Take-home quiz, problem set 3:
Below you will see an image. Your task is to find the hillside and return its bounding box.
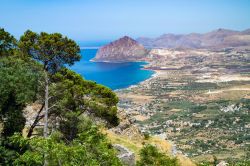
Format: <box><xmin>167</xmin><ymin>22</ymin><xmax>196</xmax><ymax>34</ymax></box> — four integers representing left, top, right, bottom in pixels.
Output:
<box><xmin>137</xmin><ymin>28</ymin><xmax>250</xmax><ymax>49</ymax></box>
<box><xmin>105</xmin><ymin>109</ymin><xmax>196</xmax><ymax>166</ymax></box>
<box><xmin>92</xmin><ymin>36</ymin><xmax>148</xmax><ymax>62</ymax></box>
<box><xmin>117</xmin><ymin>48</ymin><xmax>250</xmax><ymax>164</ymax></box>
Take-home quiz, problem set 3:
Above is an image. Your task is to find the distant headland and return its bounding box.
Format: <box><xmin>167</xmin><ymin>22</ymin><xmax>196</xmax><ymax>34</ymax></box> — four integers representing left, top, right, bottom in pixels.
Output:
<box><xmin>92</xmin><ymin>36</ymin><xmax>148</xmax><ymax>62</ymax></box>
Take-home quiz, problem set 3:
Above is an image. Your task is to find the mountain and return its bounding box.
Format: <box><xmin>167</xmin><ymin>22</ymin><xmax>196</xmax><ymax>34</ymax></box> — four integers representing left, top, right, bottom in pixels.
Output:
<box><xmin>92</xmin><ymin>36</ymin><xmax>148</xmax><ymax>62</ymax></box>
<box><xmin>241</xmin><ymin>28</ymin><xmax>250</xmax><ymax>35</ymax></box>
<box><xmin>137</xmin><ymin>28</ymin><xmax>250</xmax><ymax>49</ymax></box>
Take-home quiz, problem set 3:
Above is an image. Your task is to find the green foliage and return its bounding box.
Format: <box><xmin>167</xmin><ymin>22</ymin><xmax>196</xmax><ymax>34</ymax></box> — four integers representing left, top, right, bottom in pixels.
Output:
<box><xmin>143</xmin><ymin>132</ymin><xmax>150</xmax><ymax>140</ymax></box>
<box><xmin>136</xmin><ymin>144</ymin><xmax>179</xmax><ymax>166</ymax></box>
<box><xmin>18</xmin><ymin>30</ymin><xmax>81</xmax><ymax>138</ymax></box>
<box><xmin>0</xmin><ymin>144</ymin><xmax>19</xmax><ymax>165</ymax></box>
<box><xmin>213</xmin><ymin>155</ymin><xmax>218</xmax><ymax>166</ymax></box>
<box><xmin>51</xmin><ymin>68</ymin><xmax>119</xmax><ymax>127</ymax></box>
<box><xmin>191</xmin><ymin>105</ymin><xmax>207</xmax><ymax>113</ymax></box>
<box><xmin>39</xmin><ymin>68</ymin><xmax>119</xmax><ymax>141</ymax></box>
<box><xmin>0</xmin><ymin>134</ymin><xmax>29</xmax><ymax>165</ymax></box>
<box><xmin>0</xmin><ymin>57</ymin><xmax>42</xmax><ymax>106</ymax></box>
<box><xmin>1</xmin><ymin>93</ymin><xmax>26</xmax><ymax>137</ymax></box>
<box><xmin>13</xmin><ymin>120</ymin><xmax>122</xmax><ymax>166</ymax></box>
<box><xmin>0</xmin><ymin>57</ymin><xmax>42</xmax><ymax>136</ymax></box>
<box><xmin>0</xmin><ymin>29</ymin><xmax>121</xmax><ymax>165</ymax></box>
<box><xmin>233</xmin><ymin>160</ymin><xmax>250</xmax><ymax>166</ymax></box>
<box><xmin>0</xmin><ymin>28</ymin><xmax>17</xmax><ymax>57</ymax></box>
<box><xmin>18</xmin><ymin>30</ymin><xmax>81</xmax><ymax>73</ymax></box>
<box><xmin>59</xmin><ymin>112</ymin><xmax>80</xmax><ymax>142</ymax></box>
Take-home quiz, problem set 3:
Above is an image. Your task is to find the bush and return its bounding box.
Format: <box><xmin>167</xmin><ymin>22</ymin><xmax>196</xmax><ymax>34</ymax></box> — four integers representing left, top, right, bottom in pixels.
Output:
<box><xmin>13</xmin><ymin>123</ymin><xmax>122</xmax><ymax>166</ymax></box>
<box><xmin>137</xmin><ymin>144</ymin><xmax>179</xmax><ymax>166</ymax></box>
<box><xmin>143</xmin><ymin>132</ymin><xmax>150</xmax><ymax>140</ymax></box>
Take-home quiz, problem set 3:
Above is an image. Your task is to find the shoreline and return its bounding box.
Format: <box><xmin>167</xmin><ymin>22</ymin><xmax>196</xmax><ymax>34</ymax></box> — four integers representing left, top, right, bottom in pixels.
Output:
<box><xmin>115</xmin><ymin>59</ymin><xmax>164</xmax><ymax>92</ymax></box>
<box><xmin>91</xmin><ymin>58</ymin><xmax>150</xmax><ymax>64</ymax></box>
<box><xmin>114</xmin><ymin>61</ymin><xmax>160</xmax><ymax>92</ymax></box>
<box><xmin>120</xmin><ymin>69</ymin><xmax>160</xmax><ymax>91</ymax></box>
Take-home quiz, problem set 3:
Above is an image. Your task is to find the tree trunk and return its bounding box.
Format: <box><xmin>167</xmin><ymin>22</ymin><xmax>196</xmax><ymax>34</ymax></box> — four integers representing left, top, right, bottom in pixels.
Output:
<box><xmin>43</xmin><ymin>71</ymin><xmax>49</xmax><ymax>138</ymax></box>
<box><xmin>43</xmin><ymin>71</ymin><xmax>49</xmax><ymax>166</ymax></box>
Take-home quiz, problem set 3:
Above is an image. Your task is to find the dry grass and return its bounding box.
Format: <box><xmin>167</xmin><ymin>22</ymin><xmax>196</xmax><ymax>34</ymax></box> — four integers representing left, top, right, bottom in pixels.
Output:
<box><xmin>104</xmin><ymin>129</ymin><xmax>196</xmax><ymax>166</ymax></box>
<box><xmin>104</xmin><ymin>129</ymin><xmax>143</xmax><ymax>160</ymax></box>
<box><xmin>118</xmin><ymin>93</ymin><xmax>154</xmax><ymax>103</ymax></box>
<box><xmin>192</xmin><ymin>148</ymin><xmax>245</xmax><ymax>163</ymax></box>
<box><xmin>133</xmin><ymin>115</ymin><xmax>150</xmax><ymax>121</ymax></box>
<box><xmin>204</xmin><ymin>85</ymin><xmax>250</xmax><ymax>101</ymax></box>
<box><xmin>197</xmin><ymin>74</ymin><xmax>250</xmax><ymax>83</ymax></box>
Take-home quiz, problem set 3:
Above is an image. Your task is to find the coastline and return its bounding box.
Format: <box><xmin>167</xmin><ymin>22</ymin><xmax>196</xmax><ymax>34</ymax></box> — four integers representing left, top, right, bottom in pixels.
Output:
<box><xmin>115</xmin><ymin>59</ymin><xmax>163</xmax><ymax>92</ymax></box>
<box><xmin>89</xmin><ymin>58</ymin><xmax>157</xmax><ymax>91</ymax></box>
<box><xmin>90</xmin><ymin>58</ymin><xmax>150</xmax><ymax>64</ymax></box>
<box><xmin>114</xmin><ymin>68</ymin><xmax>192</xmax><ymax>164</ymax></box>
<box><xmin>74</xmin><ymin>48</ymin><xmax>157</xmax><ymax>90</ymax></box>
<box><xmin>120</xmin><ymin>69</ymin><xmax>159</xmax><ymax>91</ymax></box>
<box><xmin>114</xmin><ymin>61</ymin><xmax>160</xmax><ymax>92</ymax></box>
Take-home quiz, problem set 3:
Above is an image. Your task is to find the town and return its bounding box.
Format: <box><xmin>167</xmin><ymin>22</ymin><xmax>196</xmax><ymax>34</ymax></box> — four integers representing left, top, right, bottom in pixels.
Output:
<box><xmin>117</xmin><ymin>48</ymin><xmax>250</xmax><ymax>163</ymax></box>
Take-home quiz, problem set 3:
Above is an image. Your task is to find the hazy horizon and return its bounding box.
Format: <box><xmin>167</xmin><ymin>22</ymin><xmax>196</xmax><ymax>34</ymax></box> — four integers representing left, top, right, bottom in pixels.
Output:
<box><xmin>1</xmin><ymin>0</ymin><xmax>250</xmax><ymax>43</ymax></box>
<box><xmin>77</xmin><ymin>27</ymin><xmax>250</xmax><ymax>47</ymax></box>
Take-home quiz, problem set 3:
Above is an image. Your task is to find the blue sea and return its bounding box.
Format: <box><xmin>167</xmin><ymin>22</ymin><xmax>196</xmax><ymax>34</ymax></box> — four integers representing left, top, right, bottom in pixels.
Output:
<box><xmin>70</xmin><ymin>49</ymin><xmax>154</xmax><ymax>90</ymax></box>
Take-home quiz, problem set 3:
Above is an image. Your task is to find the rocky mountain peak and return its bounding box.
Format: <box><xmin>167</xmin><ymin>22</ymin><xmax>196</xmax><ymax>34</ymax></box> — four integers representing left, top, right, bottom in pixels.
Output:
<box><xmin>108</xmin><ymin>36</ymin><xmax>140</xmax><ymax>48</ymax></box>
<box><xmin>92</xmin><ymin>36</ymin><xmax>148</xmax><ymax>62</ymax></box>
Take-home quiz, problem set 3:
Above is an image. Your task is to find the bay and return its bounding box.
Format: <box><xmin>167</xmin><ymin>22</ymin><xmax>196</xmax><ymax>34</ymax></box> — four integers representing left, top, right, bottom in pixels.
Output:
<box><xmin>70</xmin><ymin>49</ymin><xmax>154</xmax><ymax>90</ymax></box>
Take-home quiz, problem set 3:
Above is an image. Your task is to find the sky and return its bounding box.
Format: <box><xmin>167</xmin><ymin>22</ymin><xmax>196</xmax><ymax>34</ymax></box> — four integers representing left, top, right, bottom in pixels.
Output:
<box><xmin>0</xmin><ymin>0</ymin><xmax>250</xmax><ymax>44</ymax></box>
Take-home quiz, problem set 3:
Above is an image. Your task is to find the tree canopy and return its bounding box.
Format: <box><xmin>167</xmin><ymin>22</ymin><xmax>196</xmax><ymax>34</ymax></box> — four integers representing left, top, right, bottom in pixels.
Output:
<box><xmin>0</xmin><ymin>57</ymin><xmax>42</xmax><ymax>137</ymax></box>
<box><xmin>136</xmin><ymin>144</ymin><xmax>179</xmax><ymax>166</ymax></box>
<box><xmin>18</xmin><ymin>30</ymin><xmax>81</xmax><ymax>138</ymax></box>
<box><xmin>0</xmin><ymin>28</ymin><xmax>187</xmax><ymax>166</ymax></box>
<box><xmin>0</xmin><ymin>28</ymin><xmax>17</xmax><ymax>57</ymax></box>
<box><xmin>12</xmin><ymin>118</ymin><xmax>122</xmax><ymax>166</ymax></box>
<box><xmin>18</xmin><ymin>30</ymin><xmax>81</xmax><ymax>73</ymax></box>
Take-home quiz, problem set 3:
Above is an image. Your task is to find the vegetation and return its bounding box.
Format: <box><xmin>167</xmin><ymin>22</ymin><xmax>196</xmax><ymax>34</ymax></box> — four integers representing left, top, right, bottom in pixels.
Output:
<box><xmin>12</xmin><ymin>119</ymin><xmax>122</xmax><ymax>166</ymax></box>
<box><xmin>1</xmin><ymin>27</ymin><xmax>248</xmax><ymax>165</ymax></box>
<box><xmin>0</xmin><ymin>28</ymin><xmax>17</xmax><ymax>57</ymax></box>
<box><xmin>0</xmin><ymin>28</ymin><xmax>181</xmax><ymax>166</ymax></box>
<box><xmin>18</xmin><ymin>30</ymin><xmax>81</xmax><ymax>137</ymax></box>
<box><xmin>136</xmin><ymin>144</ymin><xmax>179</xmax><ymax>166</ymax></box>
<box><xmin>0</xmin><ymin>57</ymin><xmax>42</xmax><ymax>137</ymax></box>
<box><xmin>118</xmin><ymin>48</ymin><xmax>250</xmax><ymax>164</ymax></box>
<box><xmin>0</xmin><ymin>28</ymin><xmax>122</xmax><ymax>165</ymax></box>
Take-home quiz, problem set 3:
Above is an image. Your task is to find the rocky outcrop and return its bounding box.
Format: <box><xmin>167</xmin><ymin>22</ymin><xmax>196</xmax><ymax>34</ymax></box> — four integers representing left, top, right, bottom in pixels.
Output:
<box><xmin>137</xmin><ymin>28</ymin><xmax>250</xmax><ymax>49</ymax></box>
<box><xmin>113</xmin><ymin>144</ymin><xmax>135</xmax><ymax>166</ymax></box>
<box><xmin>92</xmin><ymin>36</ymin><xmax>148</xmax><ymax>62</ymax></box>
<box><xmin>109</xmin><ymin>108</ymin><xmax>143</xmax><ymax>140</ymax></box>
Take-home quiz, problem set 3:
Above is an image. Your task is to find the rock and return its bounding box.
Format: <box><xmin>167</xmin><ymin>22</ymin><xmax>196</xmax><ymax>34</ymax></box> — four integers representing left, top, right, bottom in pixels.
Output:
<box><xmin>216</xmin><ymin>161</ymin><xmax>228</xmax><ymax>166</ymax></box>
<box><xmin>92</xmin><ymin>36</ymin><xmax>148</xmax><ymax>62</ymax></box>
<box><xmin>113</xmin><ymin>144</ymin><xmax>135</xmax><ymax>166</ymax></box>
<box><xmin>23</xmin><ymin>103</ymin><xmax>43</xmax><ymax>126</ymax></box>
<box><xmin>109</xmin><ymin>108</ymin><xmax>143</xmax><ymax>139</ymax></box>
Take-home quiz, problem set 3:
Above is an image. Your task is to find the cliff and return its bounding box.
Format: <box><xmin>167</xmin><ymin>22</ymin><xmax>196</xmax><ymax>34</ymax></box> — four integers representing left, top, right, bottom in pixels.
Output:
<box><xmin>92</xmin><ymin>36</ymin><xmax>148</xmax><ymax>62</ymax></box>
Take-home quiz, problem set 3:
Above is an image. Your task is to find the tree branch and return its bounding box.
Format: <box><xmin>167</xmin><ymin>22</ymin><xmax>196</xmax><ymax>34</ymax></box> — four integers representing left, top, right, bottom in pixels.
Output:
<box><xmin>27</xmin><ymin>102</ymin><xmax>44</xmax><ymax>138</ymax></box>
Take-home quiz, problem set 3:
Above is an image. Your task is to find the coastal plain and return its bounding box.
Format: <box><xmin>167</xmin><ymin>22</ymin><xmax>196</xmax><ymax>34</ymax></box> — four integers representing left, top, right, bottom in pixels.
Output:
<box><xmin>116</xmin><ymin>48</ymin><xmax>250</xmax><ymax>162</ymax></box>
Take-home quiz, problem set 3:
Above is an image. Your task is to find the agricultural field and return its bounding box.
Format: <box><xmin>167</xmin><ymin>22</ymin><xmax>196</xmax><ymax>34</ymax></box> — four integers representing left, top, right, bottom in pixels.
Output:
<box><xmin>117</xmin><ymin>48</ymin><xmax>250</xmax><ymax>163</ymax></box>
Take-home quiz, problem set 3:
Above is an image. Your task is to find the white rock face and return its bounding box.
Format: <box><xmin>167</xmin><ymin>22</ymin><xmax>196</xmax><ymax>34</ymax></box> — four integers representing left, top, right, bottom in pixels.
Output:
<box><xmin>113</xmin><ymin>144</ymin><xmax>135</xmax><ymax>166</ymax></box>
